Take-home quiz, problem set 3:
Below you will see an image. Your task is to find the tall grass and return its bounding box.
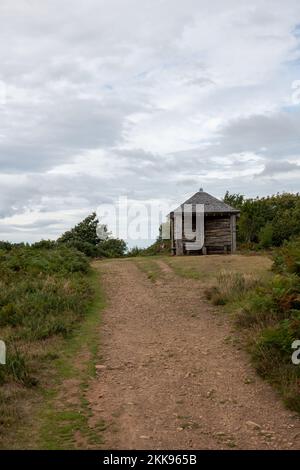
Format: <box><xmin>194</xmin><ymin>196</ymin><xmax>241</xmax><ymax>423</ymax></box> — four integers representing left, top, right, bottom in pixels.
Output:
<box><xmin>205</xmin><ymin>271</ymin><xmax>260</xmax><ymax>305</ymax></box>
<box><xmin>0</xmin><ymin>245</ymin><xmax>95</xmax><ymax>438</ymax></box>
<box><xmin>205</xmin><ymin>239</ymin><xmax>300</xmax><ymax>412</ymax></box>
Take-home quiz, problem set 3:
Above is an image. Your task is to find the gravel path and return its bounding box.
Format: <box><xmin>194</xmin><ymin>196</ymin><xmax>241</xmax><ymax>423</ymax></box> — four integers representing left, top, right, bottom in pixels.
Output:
<box><xmin>86</xmin><ymin>259</ymin><xmax>300</xmax><ymax>449</ymax></box>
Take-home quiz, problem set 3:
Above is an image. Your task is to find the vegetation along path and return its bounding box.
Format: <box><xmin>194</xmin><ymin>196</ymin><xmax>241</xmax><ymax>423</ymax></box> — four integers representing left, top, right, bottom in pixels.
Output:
<box><xmin>86</xmin><ymin>258</ymin><xmax>300</xmax><ymax>450</ymax></box>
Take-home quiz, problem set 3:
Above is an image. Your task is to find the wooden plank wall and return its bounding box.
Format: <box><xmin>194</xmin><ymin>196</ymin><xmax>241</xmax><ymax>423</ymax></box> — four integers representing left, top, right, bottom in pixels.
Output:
<box><xmin>204</xmin><ymin>216</ymin><xmax>232</xmax><ymax>250</ymax></box>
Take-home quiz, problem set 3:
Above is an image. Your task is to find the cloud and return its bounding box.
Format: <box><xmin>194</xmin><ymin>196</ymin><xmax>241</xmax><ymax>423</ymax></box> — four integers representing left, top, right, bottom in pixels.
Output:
<box><xmin>220</xmin><ymin>110</ymin><xmax>300</xmax><ymax>158</ymax></box>
<box><xmin>257</xmin><ymin>160</ymin><xmax>300</xmax><ymax>176</ymax></box>
<box><xmin>0</xmin><ymin>0</ymin><xmax>300</xmax><ymax>243</ymax></box>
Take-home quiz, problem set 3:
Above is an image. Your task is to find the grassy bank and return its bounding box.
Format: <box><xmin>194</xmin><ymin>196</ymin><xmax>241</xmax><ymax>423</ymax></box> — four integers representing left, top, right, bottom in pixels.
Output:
<box><xmin>205</xmin><ymin>240</ymin><xmax>300</xmax><ymax>412</ymax></box>
<box><xmin>37</xmin><ymin>266</ymin><xmax>106</xmax><ymax>449</ymax></box>
<box><xmin>153</xmin><ymin>251</ymin><xmax>300</xmax><ymax>413</ymax></box>
<box><xmin>0</xmin><ymin>246</ymin><xmax>105</xmax><ymax>448</ymax></box>
<box><xmin>165</xmin><ymin>253</ymin><xmax>272</xmax><ymax>282</ymax></box>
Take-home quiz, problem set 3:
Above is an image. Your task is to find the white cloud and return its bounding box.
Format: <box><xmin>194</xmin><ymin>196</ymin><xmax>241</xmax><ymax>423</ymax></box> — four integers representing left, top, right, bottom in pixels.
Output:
<box><xmin>0</xmin><ymin>0</ymin><xmax>300</xmax><ymax>244</ymax></box>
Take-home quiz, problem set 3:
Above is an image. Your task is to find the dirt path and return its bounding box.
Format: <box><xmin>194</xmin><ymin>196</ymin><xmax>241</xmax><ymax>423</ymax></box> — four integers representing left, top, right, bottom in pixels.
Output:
<box><xmin>86</xmin><ymin>259</ymin><xmax>300</xmax><ymax>450</ymax></box>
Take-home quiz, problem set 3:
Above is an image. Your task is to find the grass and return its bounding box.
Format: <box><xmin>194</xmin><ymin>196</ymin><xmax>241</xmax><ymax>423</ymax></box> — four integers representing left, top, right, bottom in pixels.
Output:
<box><xmin>156</xmin><ymin>250</ymin><xmax>300</xmax><ymax>414</ymax></box>
<box><xmin>38</xmin><ymin>246</ymin><xmax>300</xmax><ymax>428</ymax></box>
<box><xmin>201</xmin><ymin>242</ymin><xmax>300</xmax><ymax>413</ymax></box>
<box><xmin>0</xmin><ymin>246</ymin><xmax>106</xmax><ymax>449</ymax></box>
<box><xmin>37</xmin><ymin>267</ymin><xmax>106</xmax><ymax>449</ymax></box>
<box><xmin>251</xmin><ymin>328</ymin><xmax>300</xmax><ymax>412</ymax></box>
<box><xmin>133</xmin><ymin>257</ymin><xmax>163</xmax><ymax>282</ymax></box>
<box><xmin>165</xmin><ymin>253</ymin><xmax>272</xmax><ymax>282</ymax></box>
<box><xmin>205</xmin><ymin>271</ymin><xmax>261</xmax><ymax>306</ymax></box>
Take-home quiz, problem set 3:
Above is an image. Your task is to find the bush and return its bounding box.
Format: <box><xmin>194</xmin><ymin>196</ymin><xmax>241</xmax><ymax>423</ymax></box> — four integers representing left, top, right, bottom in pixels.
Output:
<box><xmin>273</xmin><ymin>238</ymin><xmax>300</xmax><ymax>275</ymax></box>
<box><xmin>0</xmin><ymin>246</ymin><xmax>89</xmax><ymax>275</ymax></box>
<box><xmin>234</xmin><ymin>273</ymin><xmax>300</xmax><ymax>327</ymax></box>
<box><xmin>97</xmin><ymin>238</ymin><xmax>127</xmax><ymax>258</ymax></box>
<box><xmin>63</xmin><ymin>240</ymin><xmax>98</xmax><ymax>258</ymax></box>
<box><xmin>224</xmin><ymin>191</ymin><xmax>300</xmax><ymax>247</ymax></box>
<box><xmin>31</xmin><ymin>240</ymin><xmax>56</xmax><ymax>250</ymax></box>
<box><xmin>57</xmin><ymin>212</ymin><xmax>127</xmax><ymax>258</ymax></box>
<box><xmin>259</xmin><ymin>222</ymin><xmax>273</xmax><ymax>248</ymax></box>
<box><xmin>208</xmin><ymin>239</ymin><xmax>300</xmax><ymax>412</ymax></box>
<box><xmin>127</xmin><ymin>239</ymin><xmax>171</xmax><ymax>257</ymax></box>
<box><xmin>0</xmin><ymin>245</ymin><xmax>94</xmax><ymax>386</ymax></box>
<box><xmin>58</xmin><ymin>212</ymin><xmax>100</xmax><ymax>247</ymax></box>
<box><xmin>127</xmin><ymin>246</ymin><xmax>143</xmax><ymax>257</ymax></box>
<box><xmin>0</xmin><ymin>241</ymin><xmax>13</xmax><ymax>251</ymax></box>
<box><xmin>250</xmin><ymin>312</ymin><xmax>300</xmax><ymax>412</ymax></box>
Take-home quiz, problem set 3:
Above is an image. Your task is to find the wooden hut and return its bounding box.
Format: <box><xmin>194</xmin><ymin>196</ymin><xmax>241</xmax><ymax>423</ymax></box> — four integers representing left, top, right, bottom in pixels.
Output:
<box><xmin>169</xmin><ymin>189</ymin><xmax>240</xmax><ymax>255</ymax></box>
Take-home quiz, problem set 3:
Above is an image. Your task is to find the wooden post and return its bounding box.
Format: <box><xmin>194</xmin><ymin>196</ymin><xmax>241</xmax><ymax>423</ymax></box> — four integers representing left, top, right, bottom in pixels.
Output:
<box><xmin>176</xmin><ymin>240</ymin><xmax>184</xmax><ymax>255</ymax></box>
<box><xmin>170</xmin><ymin>215</ymin><xmax>175</xmax><ymax>255</ymax></box>
<box><xmin>230</xmin><ymin>215</ymin><xmax>237</xmax><ymax>253</ymax></box>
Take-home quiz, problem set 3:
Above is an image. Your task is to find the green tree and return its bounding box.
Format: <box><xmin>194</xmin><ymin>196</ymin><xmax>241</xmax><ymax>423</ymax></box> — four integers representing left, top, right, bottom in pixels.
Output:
<box><xmin>259</xmin><ymin>222</ymin><xmax>273</xmax><ymax>248</ymax></box>
<box><xmin>223</xmin><ymin>191</ymin><xmax>245</xmax><ymax>210</ymax></box>
<box><xmin>58</xmin><ymin>212</ymin><xmax>127</xmax><ymax>258</ymax></box>
<box><xmin>224</xmin><ymin>192</ymin><xmax>300</xmax><ymax>247</ymax></box>
<box><xmin>58</xmin><ymin>212</ymin><xmax>101</xmax><ymax>246</ymax></box>
<box><xmin>97</xmin><ymin>238</ymin><xmax>127</xmax><ymax>258</ymax></box>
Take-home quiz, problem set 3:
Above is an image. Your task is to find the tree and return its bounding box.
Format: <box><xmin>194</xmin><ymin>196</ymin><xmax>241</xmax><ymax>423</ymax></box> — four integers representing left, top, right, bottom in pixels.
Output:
<box><xmin>259</xmin><ymin>222</ymin><xmax>273</xmax><ymax>248</ymax></box>
<box><xmin>58</xmin><ymin>212</ymin><xmax>101</xmax><ymax>246</ymax></box>
<box><xmin>58</xmin><ymin>212</ymin><xmax>127</xmax><ymax>258</ymax></box>
<box><xmin>224</xmin><ymin>192</ymin><xmax>300</xmax><ymax>247</ymax></box>
<box><xmin>223</xmin><ymin>191</ymin><xmax>245</xmax><ymax>210</ymax></box>
<box><xmin>97</xmin><ymin>238</ymin><xmax>127</xmax><ymax>258</ymax></box>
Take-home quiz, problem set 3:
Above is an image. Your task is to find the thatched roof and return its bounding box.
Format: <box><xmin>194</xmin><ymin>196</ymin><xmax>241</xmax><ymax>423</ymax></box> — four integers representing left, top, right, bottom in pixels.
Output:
<box><xmin>170</xmin><ymin>190</ymin><xmax>240</xmax><ymax>215</ymax></box>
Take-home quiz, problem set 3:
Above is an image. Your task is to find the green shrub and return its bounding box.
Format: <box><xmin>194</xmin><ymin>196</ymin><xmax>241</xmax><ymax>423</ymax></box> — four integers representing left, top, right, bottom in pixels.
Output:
<box><xmin>273</xmin><ymin>238</ymin><xmax>300</xmax><ymax>275</ymax></box>
<box><xmin>250</xmin><ymin>313</ymin><xmax>300</xmax><ymax>411</ymax></box>
<box><xmin>0</xmin><ymin>246</ymin><xmax>89</xmax><ymax>275</ymax></box>
<box><xmin>57</xmin><ymin>212</ymin><xmax>127</xmax><ymax>258</ymax></box>
<box><xmin>127</xmin><ymin>246</ymin><xmax>143</xmax><ymax>257</ymax></box>
<box><xmin>58</xmin><ymin>212</ymin><xmax>100</xmax><ymax>247</ymax></box>
<box><xmin>63</xmin><ymin>240</ymin><xmax>98</xmax><ymax>258</ymax></box>
<box><xmin>212</xmin><ymin>239</ymin><xmax>300</xmax><ymax>413</ymax></box>
<box><xmin>31</xmin><ymin>240</ymin><xmax>56</xmax><ymax>250</ymax></box>
<box><xmin>224</xmin><ymin>191</ymin><xmax>300</xmax><ymax>247</ymax></box>
<box><xmin>234</xmin><ymin>291</ymin><xmax>276</xmax><ymax>327</ymax></box>
<box><xmin>97</xmin><ymin>238</ymin><xmax>127</xmax><ymax>258</ymax></box>
<box><xmin>0</xmin><ymin>241</ymin><xmax>13</xmax><ymax>251</ymax></box>
<box><xmin>0</xmin><ymin>245</ymin><xmax>94</xmax><ymax>386</ymax></box>
<box><xmin>254</xmin><ymin>312</ymin><xmax>300</xmax><ymax>358</ymax></box>
<box><xmin>127</xmin><ymin>239</ymin><xmax>171</xmax><ymax>257</ymax></box>
<box><xmin>259</xmin><ymin>222</ymin><xmax>273</xmax><ymax>248</ymax></box>
<box><xmin>233</xmin><ymin>272</ymin><xmax>300</xmax><ymax>327</ymax></box>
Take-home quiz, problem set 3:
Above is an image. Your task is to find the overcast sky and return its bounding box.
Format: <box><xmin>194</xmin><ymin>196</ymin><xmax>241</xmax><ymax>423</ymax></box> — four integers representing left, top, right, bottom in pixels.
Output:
<box><xmin>1</xmin><ymin>0</ymin><xmax>300</xmax><ymax>245</ymax></box>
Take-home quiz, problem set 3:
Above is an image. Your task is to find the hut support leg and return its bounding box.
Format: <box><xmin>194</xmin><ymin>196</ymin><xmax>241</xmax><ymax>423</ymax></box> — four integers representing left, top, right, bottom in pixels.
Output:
<box><xmin>176</xmin><ymin>240</ymin><xmax>184</xmax><ymax>255</ymax></box>
<box><xmin>230</xmin><ymin>215</ymin><xmax>237</xmax><ymax>253</ymax></box>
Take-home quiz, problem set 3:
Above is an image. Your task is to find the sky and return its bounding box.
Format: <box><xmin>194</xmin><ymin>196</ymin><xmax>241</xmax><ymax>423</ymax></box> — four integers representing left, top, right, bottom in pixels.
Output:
<box><xmin>0</xmin><ymin>0</ymin><xmax>300</xmax><ymax>246</ymax></box>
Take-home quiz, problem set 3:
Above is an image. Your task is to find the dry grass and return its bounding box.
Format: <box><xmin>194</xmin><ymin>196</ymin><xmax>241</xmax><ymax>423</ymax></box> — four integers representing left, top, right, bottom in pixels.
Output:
<box><xmin>131</xmin><ymin>254</ymin><xmax>272</xmax><ymax>289</ymax></box>
<box><xmin>132</xmin><ymin>258</ymin><xmax>162</xmax><ymax>282</ymax></box>
<box><xmin>165</xmin><ymin>254</ymin><xmax>271</xmax><ymax>311</ymax></box>
<box><xmin>165</xmin><ymin>254</ymin><xmax>272</xmax><ymax>283</ymax></box>
<box><xmin>205</xmin><ymin>271</ymin><xmax>260</xmax><ymax>305</ymax></box>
